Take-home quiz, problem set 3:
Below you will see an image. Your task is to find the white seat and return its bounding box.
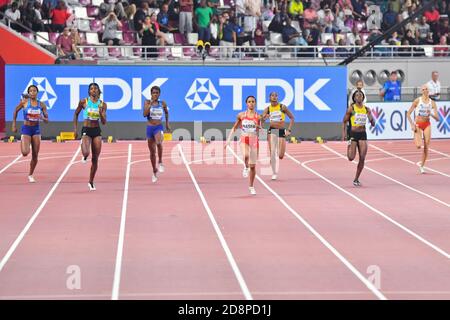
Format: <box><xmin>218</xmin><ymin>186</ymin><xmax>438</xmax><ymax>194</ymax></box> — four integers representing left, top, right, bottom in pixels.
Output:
<box><xmin>291</xmin><ymin>20</ymin><xmax>301</xmax><ymax>33</ymax></box>
<box><xmin>262</xmin><ymin>20</ymin><xmax>271</xmax><ymax>32</ymax></box>
<box><xmin>86</xmin><ymin>32</ymin><xmax>101</xmax><ymax>45</ymax></box>
<box><xmin>269</xmin><ymin>32</ymin><xmax>284</xmax><ymax>45</ymax></box>
<box><xmin>96</xmin><ymin>47</ymin><xmax>109</xmax><ymax>58</ymax></box>
<box><xmin>424</xmin><ymin>46</ymin><xmax>433</xmax><ymax>57</ymax></box>
<box><xmin>73</xmin><ymin>7</ymin><xmax>88</xmax><ymax>19</ymax></box>
<box><xmin>36</xmin><ymin>32</ymin><xmax>51</xmax><ymax>45</ymax></box>
<box><xmin>171</xmin><ymin>46</ymin><xmax>182</xmax><ymax>58</ymax></box>
<box><xmin>187</xmin><ymin>33</ymin><xmax>198</xmax><ymax>45</ymax></box>
<box><xmin>91</xmin><ymin>0</ymin><xmax>103</xmax><ymax>6</ymax></box>
<box><xmin>321</xmin><ymin>33</ymin><xmax>334</xmax><ymax>44</ymax></box>
<box><xmin>121</xmin><ymin>47</ymin><xmax>140</xmax><ymax>59</ymax></box>
<box><xmin>76</xmin><ymin>19</ymin><xmax>91</xmax><ymax>32</ymax></box>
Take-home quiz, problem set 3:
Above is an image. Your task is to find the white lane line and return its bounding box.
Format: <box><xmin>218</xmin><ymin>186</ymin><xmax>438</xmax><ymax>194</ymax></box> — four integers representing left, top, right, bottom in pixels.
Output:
<box><xmin>430</xmin><ymin>148</ymin><xmax>450</xmax><ymax>158</ymax></box>
<box><xmin>112</xmin><ymin>144</ymin><xmax>132</xmax><ymax>300</ymax></box>
<box><xmin>321</xmin><ymin>144</ymin><xmax>450</xmax><ymax>209</ymax></box>
<box><xmin>178</xmin><ymin>144</ymin><xmax>252</xmax><ymax>300</ymax></box>
<box><xmin>0</xmin><ymin>148</ymin><xmax>81</xmax><ymax>273</ymax></box>
<box><xmin>227</xmin><ymin>146</ymin><xmax>387</xmax><ymax>300</ymax></box>
<box><xmin>0</xmin><ymin>155</ymin><xmax>22</xmax><ymax>174</ymax></box>
<box><xmin>285</xmin><ymin>153</ymin><xmax>450</xmax><ymax>260</ymax></box>
<box><xmin>370</xmin><ymin>144</ymin><xmax>450</xmax><ymax>178</ymax></box>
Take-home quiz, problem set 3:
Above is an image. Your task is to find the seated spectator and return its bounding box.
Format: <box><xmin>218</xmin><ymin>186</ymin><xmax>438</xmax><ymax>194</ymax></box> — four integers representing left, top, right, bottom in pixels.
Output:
<box><xmin>140</xmin><ymin>15</ymin><xmax>157</xmax><ymax>58</ymax></box>
<box><xmin>333</xmin><ymin>4</ymin><xmax>351</xmax><ymax>33</ymax></box>
<box><xmin>282</xmin><ymin>17</ymin><xmax>306</xmax><ymax>46</ymax></box>
<box><xmin>56</xmin><ymin>27</ymin><xmax>79</xmax><ymax>60</ymax></box>
<box><xmin>102</xmin><ymin>11</ymin><xmax>124</xmax><ymax>46</ymax></box>
<box><xmin>42</xmin><ymin>0</ymin><xmax>58</xmax><ymax>19</ymax></box>
<box><xmin>268</xmin><ymin>6</ymin><xmax>288</xmax><ymax>33</ymax></box>
<box><xmin>157</xmin><ymin>3</ymin><xmax>176</xmax><ymax>33</ymax></box>
<box><xmin>424</xmin><ymin>31</ymin><xmax>435</xmax><ymax>45</ymax></box>
<box><xmin>22</xmin><ymin>1</ymin><xmax>45</xmax><ymax>32</ymax></box>
<box><xmin>352</xmin><ymin>0</ymin><xmax>368</xmax><ymax>20</ymax></box>
<box><xmin>5</xmin><ymin>2</ymin><xmax>21</xmax><ymax>31</ymax></box>
<box><xmin>50</xmin><ymin>0</ymin><xmax>72</xmax><ymax>33</ymax></box>
<box><xmin>335</xmin><ymin>38</ymin><xmax>349</xmax><ymax>57</ymax></box>
<box><xmin>379</xmin><ymin>71</ymin><xmax>401</xmax><ymax>102</ymax></box>
<box><xmin>100</xmin><ymin>0</ymin><xmax>136</xmax><ymax>21</ymax></box>
<box><xmin>388</xmin><ymin>31</ymin><xmax>401</xmax><ymax>45</ymax></box>
<box><xmin>150</xmin><ymin>11</ymin><xmax>168</xmax><ymax>45</ymax></box>
<box><xmin>134</xmin><ymin>1</ymin><xmax>152</xmax><ymax>32</ymax></box>
<box><xmin>0</xmin><ymin>0</ymin><xmax>9</xmax><ymax>13</ymax></box>
<box><xmin>416</xmin><ymin>16</ymin><xmax>430</xmax><ymax>44</ymax></box>
<box><xmin>321</xmin><ymin>39</ymin><xmax>335</xmax><ymax>58</ymax></box>
<box><xmin>437</xmin><ymin>19</ymin><xmax>449</xmax><ymax>38</ymax></box>
<box><xmin>397</xmin><ymin>38</ymin><xmax>412</xmax><ymax>57</ymax></box>
<box><xmin>404</xmin><ymin>28</ymin><xmax>417</xmax><ymax>45</ymax></box>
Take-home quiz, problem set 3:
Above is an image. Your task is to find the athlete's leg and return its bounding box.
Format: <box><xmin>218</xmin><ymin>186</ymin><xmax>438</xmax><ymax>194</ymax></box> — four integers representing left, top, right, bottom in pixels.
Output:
<box><xmin>347</xmin><ymin>140</ymin><xmax>358</xmax><ymax>161</ymax></box>
<box><xmin>29</xmin><ymin>135</ymin><xmax>41</xmax><ymax>176</ymax></box>
<box><xmin>147</xmin><ymin>138</ymin><xmax>157</xmax><ymax>174</ymax></box>
<box><xmin>278</xmin><ymin>136</ymin><xmax>286</xmax><ymax>159</ymax></box>
<box><xmin>421</xmin><ymin>125</ymin><xmax>432</xmax><ymax>167</ymax></box>
<box><xmin>354</xmin><ymin>140</ymin><xmax>368</xmax><ymax>182</ymax></box>
<box><xmin>269</xmin><ymin>133</ymin><xmax>278</xmax><ymax>175</ymax></box>
<box><xmin>240</xmin><ymin>141</ymin><xmax>250</xmax><ymax>169</ymax></box>
<box><xmin>21</xmin><ymin>134</ymin><xmax>31</xmax><ymax>157</ymax></box>
<box><xmin>81</xmin><ymin>134</ymin><xmax>92</xmax><ymax>160</ymax></box>
<box><xmin>89</xmin><ymin>136</ymin><xmax>102</xmax><ymax>184</ymax></box>
<box><xmin>413</xmin><ymin>126</ymin><xmax>422</xmax><ymax>149</ymax></box>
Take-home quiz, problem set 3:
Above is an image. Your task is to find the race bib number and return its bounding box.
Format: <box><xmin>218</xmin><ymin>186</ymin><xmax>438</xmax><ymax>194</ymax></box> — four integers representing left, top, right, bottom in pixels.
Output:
<box><xmin>150</xmin><ymin>107</ymin><xmax>163</xmax><ymax>120</ymax></box>
<box><xmin>27</xmin><ymin>109</ymin><xmax>41</xmax><ymax>121</ymax></box>
<box><xmin>354</xmin><ymin>113</ymin><xmax>367</xmax><ymax>126</ymax></box>
<box><xmin>86</xmin><ymin>107</ymin><xmax>100</xmax><ymax>120</ymax></box>
<box><xmin>242</xmin><ymin>119</ymin><xmax>257</xmax><ymax>133</ymax></box>
<box><xmin>269</xmin><ymin>111</ymin><xmax>282</xmax><ymax>122</ymax></box>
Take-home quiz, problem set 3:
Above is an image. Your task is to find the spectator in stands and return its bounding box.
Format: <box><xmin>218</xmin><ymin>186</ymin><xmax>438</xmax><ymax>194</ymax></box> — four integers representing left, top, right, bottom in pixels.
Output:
<box><xmin>194</xmin><ymin>0</ymin><xmax>213</xmax><ymax>45</ymax></box>
<box><xmin>157</xmin><ymin>3</ymin><xmax>176</xmax><ymax>33</ymax></box>
<box><xmin>219</xmin><ymin>12</ymin><xmax>236</xmax><ymax>58</ymax></box>
<box><xmin>380</xmin><ymin>71</ymin><xmax>401</xmax><ymax>102</ymax></box>
<box><xmin>404</xmin><ymin>28</ymin><xmax>417</xmax><ymax>45</ymax></box>
<box><xmin>288</xmin><ymin>0</ymin><xmax>304</xmax><ymax>21</ymax></box>
<box><xmin>56</xmin><ymin>26</ymin><xmax>79</xmax><ymax>60</ymax></box>
<box><xmin>21</xmin><ymin>1</ymin><xmax>45</xmax><ymax>32</ymax></box>
<box><xmin>282</xmin><ymin>17</ymin><xmax>307</xmax><ymax>47</ymax></box>
<box><xmin>50</xmin><ymin>0</ymin><xmax>72</xmax><ymax>33</ymax></box>
<box><xmin>261</xmin><ymin>4</ymin><xmax>274</xmax><ymax>21</ymax></box>
<box><xmin>134</xmin><ymin>1</ymin><xmax>152</xmax><ymax>32</ymax></box>
<box><xmin>434</xmin><ymin>36</ymin><xmax>449</xmax><ymax>58</ymax></box>
<box><xmin>150</xmin><ymin>11</ymin><xmax>168</xmax><ymax>45</ymax></box>
<box><xmin>42</xmin><ymin>0</ymin><xmax>58</xmax><ymax>19</ymax></box>
<box><xmin>427</xmin><ymin>71</ymin><xmax>442</xmax><ymax>100</ymax></box>
<box><xmin>335</xmin><ymin>38</ymin><xmax>349</xmax><ymax>57</ymax></box>
<box><xmin>268</xmin><ymin>6</ymin><xmax>288</xmax><ymax>33</ymax></box>
<box><xmin>388</xmin><ymin>31</ymin><xmax>401</xmax><ymax>45</ymax></box>
<box><xmin>140</xmin><ymin>14</ymin><xmax>157</xmax><ymax>58</ymax></box>
<box><xmin>397</xmin><ymin>38</ymin><xmax>412</xmax><ymax>57</ymax></box>
<box><xmin>209</xmin><ymin>14</ymin><xmax>220</xmax><ymax>45</ymax></box>
<box><xmin>337</xmin><ymin>0</ymin><xmax>353</xmax><ymax>13</ymax></box>
<box><xmin>100</xmin><ymin>0</ymin><xmax>135</xmax><ymax>21</ymax></box>
<box><xmin>321</xmin><ymin>39</ymin><xmax>334</xmax><ymax>57</ymax></box>
<box><xmin>389</xmin><ymin>0</ymin><xmax>401</xmax><ymax>13</ymax></box>
<box><xmin>5</xmin><ymin>2</ymin><xmax>21</xmax><ymax>31</ymax></box>
<box><xmin>437</xmin><ymin>18</ymin><xmax>449</xmax><ymax>38</ymax></box>
<box><xmin>207</xmin><ymin>0</ymin><xmax>219</xmax><ymax>15</ymax></box>
<box><xmin>244</xmin><ymin>0</ymin><xmax>261</xmax><ymax>36</ymax></box>
<box><xmin>424</xmin><ymin>4</ymin><xmax>440</xmax><ymax>35</ymax></box>
<box><xmin>179</xmin><ymin>0</ymin><xmax>193</xmax><ymax>36</ymax></box>
<box><xmin>351</xmin><ymin>0</ymin><xmax>367</xmax><ymax>20</ymax></box>
<box><xmin>382</xmin><ymin>4</ymin><xmax>397</xmax><ymax>31</ymax></box>
<box><xmin>102</xmin><ymin>11</ymin><xmax>124</xmax><ymax>46</ymax></box>
<box><xmin>0</xmin><ymin>0</ymin><xmax>9</xmax><ymax>13</ymax></box>
<box><xmin>417</xmin><ymin>16</ymin><xmax>430</xmax><ymax>44</ymax></box>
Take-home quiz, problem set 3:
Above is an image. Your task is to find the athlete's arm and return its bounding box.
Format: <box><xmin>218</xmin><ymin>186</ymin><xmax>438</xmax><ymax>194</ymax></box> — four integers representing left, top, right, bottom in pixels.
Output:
<box><xmin>11</xmin><ymin>99</ymin><xmax>27</xmax><ymax>133</ymax></box>
<box><xmin>100</xmin><ymin>102</ymin><xmax>107</xmax><ymax>125</ymax></box>
<box><xmin>143</xmin><ymin>100</ymin><xmax>151</xmax><ymax>118</ymax></box>
<box><xmin>431</xmin><ymin>100</ymin><xmax>439</xmax><ymax>122</ymax></box>
<box><xmin>406</xmin><ymin>98</ymin><xmax>419</xmax><ymax>132</ymax></box>
<box><xmin>282</xmin><ymin>105</ymin><xmax>295</xmax><ymax>136</ymax></box>
<box><xmin>260</xmin><ymin>107</ymin><xmax>269</xmax><ymax>122</ymax></box>
<box><xmin>73</xmin><ymin>99</ymin><xmax>86</xmax><ymax>139</ymax></box>
<box><xmin>40</xmin><ymin>101</ymin><xmax>49</xmax><ymax>123</ymax></box>
<box><xmin>366</xmin><ymin>107</ymin><xmax>375</xmax><ymax>127</ymax></box>
<box><xmin>225</xmin><ymin>114</ymin><xmax>241</xmax><ymax>148</ymax></box>
<box><xmin>342</xmin><ymin>105</ymin><xmax>353</xmax><ymax>141</ymax></box>
<box><xmin>162</xmin><ymin>101</ymin><xmax>171</xmax><ymax>132</ymax></box>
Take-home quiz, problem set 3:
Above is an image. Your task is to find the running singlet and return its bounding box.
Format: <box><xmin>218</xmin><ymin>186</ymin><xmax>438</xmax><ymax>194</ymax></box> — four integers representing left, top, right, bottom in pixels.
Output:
<box><xmin>22</xmin><ymin>99</ymin><xmax>42</xmax><ymax>122</ymax></box>
<box><xmin>241</xmin><ymin>111</ymin><xmax>259</xmax><ymax>134</ymax></box>
<box><xmin>147</xmin><ymin>100</ymin><xmax>164</xmax><ymax>121</ymax></box>
<box><xmin>416</xmin><ymin>97</ymin><xmax>432</xmax><ymax>117</ymax></box>
<box><xmin>268</xmin><ymin>104</ymin><xmax>285</xmax><ymax>122</ymax></box>
<box><xmin>350</xmin><ymin>104</ymin><xmax>368</xmax><ymax>127</ymax></box>
<box><xmin>83</xmin><ymin>98</ymin><xmax>102</xmax><ymax>121</ymax></box>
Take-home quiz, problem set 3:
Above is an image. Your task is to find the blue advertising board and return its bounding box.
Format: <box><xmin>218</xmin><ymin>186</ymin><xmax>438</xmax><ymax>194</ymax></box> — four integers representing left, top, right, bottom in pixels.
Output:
<box><xmin>6</xmin><ymin>65</ymin><xmax>347</xmax><ymax>122</ymax></box>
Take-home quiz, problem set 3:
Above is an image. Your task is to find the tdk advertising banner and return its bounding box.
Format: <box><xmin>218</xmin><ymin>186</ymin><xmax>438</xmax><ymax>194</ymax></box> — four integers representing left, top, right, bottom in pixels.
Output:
<box><xmin>6</xmin><ymin>65</ymin><xmax>347</xmax><ymax>122</ymax></box>
<box><xmin>366</xmin><ymin>102</ymin><xmax>450</xmax><ymax>139</ymax></box>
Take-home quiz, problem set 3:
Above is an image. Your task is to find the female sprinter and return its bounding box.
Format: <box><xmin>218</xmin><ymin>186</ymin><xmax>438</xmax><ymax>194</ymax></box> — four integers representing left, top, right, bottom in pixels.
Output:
<box><xmin>261</xmin><ymin>92</ymin><xmax>295</xmax><ymax>180</ymax></box>
<box><xmin>11</xmin><ymin>85</ymin><xmax>49</xmax><ymax>183</ymax></box>
<box><xmin>406</xmin><ymin>85</ymin><xmax>439</xmax><ymax>174</ymax></box>
<box><xmin>73</xmin><ymin>83</ymin><xmax>107</xmax><ymax>191</ymax></box>
<box><xmin>143</xmin><ymin>85</ymin><xmax>171</xmax><ymax>183</ymax></box>
<box><xmin>225</xmin><ymin>96</ymin><xmax>260</xmax><ymax>195</ymax></box>
<box><xmin>342</xmin><ymin>90</ymin><xmax>375</xmax><ymax>186</ymax></box>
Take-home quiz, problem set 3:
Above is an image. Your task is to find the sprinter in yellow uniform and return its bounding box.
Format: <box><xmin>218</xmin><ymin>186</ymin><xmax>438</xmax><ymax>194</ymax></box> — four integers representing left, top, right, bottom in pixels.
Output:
<box><xmin>342</xmin><ymin>90</ymin><xmax>375</xmax><ymax>187</ymax></box>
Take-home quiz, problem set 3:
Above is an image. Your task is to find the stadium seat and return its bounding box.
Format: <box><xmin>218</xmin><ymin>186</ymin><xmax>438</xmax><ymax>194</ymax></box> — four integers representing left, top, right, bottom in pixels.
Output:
<box><xmin>79</xmin><ymin>32</ymin><xmax>87</xmax><ymax>44</ymax></box>
<box><xmin>269</xmin><ymin>32</ymin><xmax>284</xmax><ymax>45</ymax></box>
<box><xmin>21</xmin><ymin>33</ymin><xmax>34</xmax><ymax>41</ymax></box>
<box><xmin>122</xmin><ymin>31</ymin><xmax>136</xmax><ymax>44</ymax></box>
<box><xmin>173</xmin><ymin>33</ymin><xmax>186</xmax><ymax>45</ymax></box>
<box><xmin>83</xmin><ymin>47</ymin><xmax>97</xmax><ymax>58</ymax></box>
<box><xmin>158</xmin><ymin>47</ymin><xmax>171</xmax><ymax>58</ymax></box>
<box><xmin>291</xmin><ymin>20</ymin><xmax>301</xmax><ymax>33</ymax></box>
<box><xmin>262</xmin><ymin>20</ymin><xmax>271</xmax><ymax>32</ymax></box>
<box><xmin>79</xmin><ymin>0</ymin><xmax>91</xmax><ymax>6</ymax></box>
<box><xmin>48</xmin><ymin>32</ymin><xmax>60</xmax><ymax>45</ymax></box>
<box><xmin>36</xmin><ymin>32</ymin><xmax>51</xmax><ymax>45</ymax></box>
<box><xmin>187</xmin><ymin>33</ymin><xmax>198</xmax><ymax>45</ymax></box>
<box><xmin>108</xmin><ymin>47</ymin><xmax>122</xmax><ymax>58</ymax></box>
<box><xmin>86</xmin><ymin>5</ymin><xmax>100</xmax><ymax>18</ymax></box>
<box><xmin>96</xmin><ymin>47</ymin><xmax>109</xmax><ymax>58</ymax></box>
<box><xmin>74</xmin><ymin>7</ymin><xmax>89</xmax><ymax>19</ymax></box>
<box><xmin>91</xmin><ymin>0</ymin><xmax>103</xmax><ymax>6</ymax></box>
<box><xmin>182</xmin><ymin>47</ymin><xmax>196</xmax><ymax>57</ymax></box>
<box><xmin>90</xmin><ymin>19</ymin><xmax>103</xmax><ymax>32</ymax></box>
<box><xmin>121</xmin><ymin>47</ymin><xmax>140</xmax><ymax>59</ymax></box>
<box><xmin>86</xmin><ymin>32</ymin><xmax>102</xmax><ymax>45</ymax></box>
<box><xmin>171</xmin><ymin>46</ymin><xmax>183</xmax><ymax>58</ymax></box>
<box><xmin>76</xmin><ymin>19</ymin><xmax>91</xmax><ymax>32</ymax></box>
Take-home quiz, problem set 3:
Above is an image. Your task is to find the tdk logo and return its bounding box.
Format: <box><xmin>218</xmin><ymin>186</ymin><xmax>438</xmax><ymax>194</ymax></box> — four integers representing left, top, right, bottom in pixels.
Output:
<box><xmin>185</xmin><ymin>78</ymin><xmax>220</xmax><ymax>110</ymax></box>
<box><xmin>24</xmin><ymin>78</ymin><xmax>57</xmax><ymax>109</ymax></box>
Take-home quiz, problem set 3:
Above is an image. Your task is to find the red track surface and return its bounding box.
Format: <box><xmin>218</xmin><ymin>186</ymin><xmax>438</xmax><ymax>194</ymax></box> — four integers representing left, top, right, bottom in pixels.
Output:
<box><xmin>0</xmin><ymin>139</ymin><xmax>449</xmax><ymax>300</ymax></box>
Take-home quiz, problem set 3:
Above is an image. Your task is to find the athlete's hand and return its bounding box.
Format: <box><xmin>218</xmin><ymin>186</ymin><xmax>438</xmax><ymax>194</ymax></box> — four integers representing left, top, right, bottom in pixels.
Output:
<box><xmin>11</xmin><ymin>124</ymin><xmax>17</xmax><ymax>133</ymax></box>
<box><xmin>412</xmin><ymin>125</ymin><xmax>417</xmax><ymax>133</ymax></box>
<box><xmin>165</xmin><ymin>126</ymin><xmax>172</xmax><ymax>133</ymax></box>
<box><xmin>285</xmin><ymin>129</ymin><xmax>291</xmax><ymax>137</ymax></box>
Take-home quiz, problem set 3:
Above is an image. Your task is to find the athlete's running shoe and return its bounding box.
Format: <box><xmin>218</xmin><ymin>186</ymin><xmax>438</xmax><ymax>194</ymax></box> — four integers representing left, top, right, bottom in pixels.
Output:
<box><xmin>353</xmin><ymin>180</ymin><xmax>361</xmax><ymax>187</ymax></box>
<box><xmin>249</xmin><ymin>187</ymin><xmax>256</xmax><ymax>195</ymax></box>
<box><xmin>158</xmin><ymin>163</ymin><xmax>165</xmax><ymax>173</ymax></box>
<box><xmin>28</xmin><ymin>175</ymin><xmax>36</xmax><ymax>183</ymax></box>
<box><xmin>88</xmin><ymin>182</ymin><xmax>96</xmax><ymax>191</ymax></box>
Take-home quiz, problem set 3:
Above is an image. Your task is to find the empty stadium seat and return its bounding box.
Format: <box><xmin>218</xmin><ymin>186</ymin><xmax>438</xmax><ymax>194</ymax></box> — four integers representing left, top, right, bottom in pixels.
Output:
<box><xmin>122</xmin><ymin>32</ymin><xmax>137</xmax><ymax>44</ymax></box>
<box><xmin>96</xmin><ymin>47</ymin><xmax>109</xmax><ymax>58</ymax></box>
<box><xmin>108</xmin><ymin>47</ymin><xmax>122</xmax><ymax>58</ymax></box>
<box><xmin>74</xmin><ymin>7</ymin><xmax>89</xmax><ymax>19</ymax></box>
<box><xmin>182</xmin><ymin>47</ymin><xmax>196</xmax><ymax>57</ymax></box>
<box><xmin>320</xmin><ymin>33</ymin><xmax>334</xmax><ymax>44</ymax></box>
<box><xmin>76</xmin><ymin>19</ymin><xmax>91</xmax><ymax>32</ymax></box>
<box><xmin>269</xmin><ymin>32</ymin><xmax>284</xmax><ymax>45</ymax></box>
<box><xmin>187</xmin><ymin>33</ymin><xmax>198</xmax><ymax>45</ymax></box>
<box><xmin>48</xmin><ymin>32</ymin><xmax>59</xmax><ymax>45</ymax></box>
<box><xmin>79</xmin><ymin>0</ymin><xmax>91</xmax><ymax>6</ymax></box>
<box><xmin>90</xmin><ymin>19</ymin><xmax>103</xmax><ymax>32</ymax></box>
<box><xmin>83</xmin><ymin>47</ymin><xmax>97</xmax><ymax>58</ymax></box>
<box><xmin>86</xmin><ymin>5</ymin><xmax>100</xmax><ymax>18</ymax></box>
<box><xmin>36</xmin><ymin>32</ymin><xmax>51</xmax><ymax>45</ymax></box>
<box><xmin>86</xmin><ymin>32</ymin><xmax>102</xmax><ymax>45</ymax></box>
<box><xmin>21</xmin><ymin>33</ymin><xmax>34</xmax><ymax>41</ymax></box>
<box><xmin>173</xmin><ymin>33</ymin><xmax>186</xmax><ymax>45</ymax></box>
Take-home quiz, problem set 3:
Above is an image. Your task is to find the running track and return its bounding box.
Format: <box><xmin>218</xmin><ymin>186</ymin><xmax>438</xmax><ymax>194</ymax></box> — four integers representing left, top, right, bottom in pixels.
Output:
<box><xmin>0</xmin><ymin>139</ymin><xmax>449</xmax><ymax>300</ymax></box>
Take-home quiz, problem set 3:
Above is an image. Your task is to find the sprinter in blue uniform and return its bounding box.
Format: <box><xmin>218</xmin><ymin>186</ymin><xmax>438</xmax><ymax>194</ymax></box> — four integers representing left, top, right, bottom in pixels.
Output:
<box><xmin>143</xmin><ymin>85</ymin><xmax>171</xmax><ymax>183</ymax></box>
<box><xmin>11</xmin><ymin>84</ymin><xmax>49</xmax><ymax>183</ymax></box>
